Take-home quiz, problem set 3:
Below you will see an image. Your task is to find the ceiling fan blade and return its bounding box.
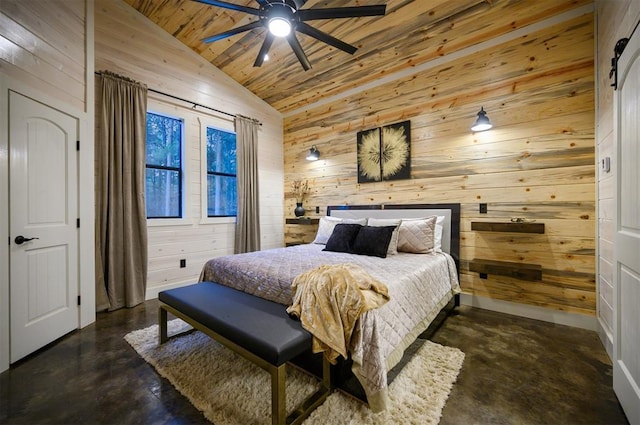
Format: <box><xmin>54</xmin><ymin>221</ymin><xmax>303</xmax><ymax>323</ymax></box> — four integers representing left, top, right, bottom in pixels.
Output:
<box><xmin>191</xmin><ymin>0</ymin><xmax>260</xmax><ymax>16</ymax></box>
<box><xmin>254</xmin><ymin>0</ymin><xmax>305</xmax><ymax>7</ymax></box>
<box><xmin>298</xmin><ymin>5</ymin><xmax>386</xmax><ymax>21</ymax></box>
<box><xmin>296</xmin><ymin>22</ymin><xmax>357</xmax><ymax>55</ymax></box>
<box><xmin>286</xmin><ymin>33</ymin><xmax>311</xmax><ymax>71</ymax></box>
<box><xmin>254</xmin><ymin>33</ymin><xmax>275</xmax><ymax>67</ymax></box>
<box><xmin>202</xmin><ymin>20</ymin><xmax>262</xmax><ymax>43</ymax></box>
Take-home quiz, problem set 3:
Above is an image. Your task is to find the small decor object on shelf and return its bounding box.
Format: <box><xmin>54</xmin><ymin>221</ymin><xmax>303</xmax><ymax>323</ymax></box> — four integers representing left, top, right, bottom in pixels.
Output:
<box><xmin>292</xmin><ymin>180</ymin><xmax>309</xmax><ymax>217</ymax></box>
<box><xmin>510</xmin><ymin>217</ymin><xmax>536</xmax><ymax>223</ymax></box>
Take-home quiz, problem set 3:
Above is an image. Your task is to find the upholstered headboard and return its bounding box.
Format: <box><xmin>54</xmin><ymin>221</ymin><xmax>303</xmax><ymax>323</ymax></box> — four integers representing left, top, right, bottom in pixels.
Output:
<box><xmin>327</xmin><ymin>203</ymin><xmax>461</xmax><ymax>272</ymax></box>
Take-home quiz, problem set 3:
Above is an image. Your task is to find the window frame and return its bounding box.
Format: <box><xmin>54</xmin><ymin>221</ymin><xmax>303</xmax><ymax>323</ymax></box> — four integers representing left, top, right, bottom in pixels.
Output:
<box><xmin>145</xmin><ymin>103</ymin><xmax>190</xmax><ymax>227</ymax></box>
<box><xmin>200</xmin><ymin>116</ymin><xmax>237</xmax><ymax>225</ymax></box>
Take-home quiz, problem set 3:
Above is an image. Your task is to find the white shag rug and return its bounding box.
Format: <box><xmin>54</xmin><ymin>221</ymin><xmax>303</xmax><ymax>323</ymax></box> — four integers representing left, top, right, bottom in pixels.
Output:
<box><xmin>125</xmin><ymin>319</ymin><xmax>464</xmax><ymax>425</ymax></box>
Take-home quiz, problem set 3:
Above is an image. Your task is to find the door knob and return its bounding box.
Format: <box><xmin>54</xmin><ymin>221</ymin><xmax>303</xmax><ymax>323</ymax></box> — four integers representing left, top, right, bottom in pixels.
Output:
<box><xmin>14</xmin><ymin>235</ymin><xmax>39</xmax><ymax>245</ymax></box>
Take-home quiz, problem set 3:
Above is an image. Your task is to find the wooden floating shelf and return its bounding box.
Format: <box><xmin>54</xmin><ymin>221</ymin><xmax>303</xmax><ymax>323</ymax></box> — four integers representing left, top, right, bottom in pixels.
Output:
<box><xmin>286</xmin><ymin>218</ymin><xmax>319</xmax><ymax>225</ymax></box>
<box><xmin>470</xmin><ymin>259</ymin><xmax>542</xmax><ymax>281</ymax></box>
<box><xmin>471</xmin><ymin>221</ymin><xmax>545</xmax><ymax>234</ymax></box>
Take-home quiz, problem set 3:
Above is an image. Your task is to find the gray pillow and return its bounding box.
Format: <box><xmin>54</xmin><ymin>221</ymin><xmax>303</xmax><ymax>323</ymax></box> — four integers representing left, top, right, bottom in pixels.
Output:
<box><xmin>397</xmin><ymin>216</ymin><xmax>437</xmax><ymax>253</ymax></box>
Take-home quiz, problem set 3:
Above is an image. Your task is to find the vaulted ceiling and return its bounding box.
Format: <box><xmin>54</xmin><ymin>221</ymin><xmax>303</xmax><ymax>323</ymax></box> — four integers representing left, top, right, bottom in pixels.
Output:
<box><xmin>123</xmin><ymin>0</ymin><xmax>589</xmax><ymax>114</ymax></box>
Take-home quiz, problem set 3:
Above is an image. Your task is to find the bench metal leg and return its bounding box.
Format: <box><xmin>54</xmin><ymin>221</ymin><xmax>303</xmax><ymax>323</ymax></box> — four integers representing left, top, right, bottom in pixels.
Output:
<box><xmin>285</xmin><ymin>356</ymin><xmax>333</xmax><ymax>425</ymax></box>
<box><xmin>159</xmin><ymin>306</ymin><xmax>168</xmax><ymax>344</ymax></box>
<box><xmin>272</xmin><ymin>365</ymin><xmax>286</xmax><ymax>425</ymax></box>
<box><xmin>322</xmin><ymin>355</ymin><xmax>332</xmax><ymax>390</ymax></box>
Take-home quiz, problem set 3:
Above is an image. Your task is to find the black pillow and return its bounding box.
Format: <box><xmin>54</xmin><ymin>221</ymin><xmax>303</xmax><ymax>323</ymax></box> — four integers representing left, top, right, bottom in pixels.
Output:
<box><xmin>323</xmin><ymin>223</ymin><xmax>362</xmax><ymax>253</ymax></box>
<box><xmin>352</xmin><ymin>225</ymin><xmax>397</xmax><ymax>258</ymax></box>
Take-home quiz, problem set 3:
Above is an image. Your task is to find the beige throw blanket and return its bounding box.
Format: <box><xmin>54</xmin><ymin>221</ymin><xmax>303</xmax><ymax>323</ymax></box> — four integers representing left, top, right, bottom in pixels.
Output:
<box><xmin>286</xmin><ymin>263</ymin><xmax>390</xmax><ymax>364</ymax></box>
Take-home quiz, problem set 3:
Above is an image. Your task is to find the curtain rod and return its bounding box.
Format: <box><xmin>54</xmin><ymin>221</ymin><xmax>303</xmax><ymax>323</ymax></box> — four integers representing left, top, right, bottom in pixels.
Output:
<box><xmin>94</xmin><ymin>71</ymin><xmax>262</xmax><ymax>126</ymax></box>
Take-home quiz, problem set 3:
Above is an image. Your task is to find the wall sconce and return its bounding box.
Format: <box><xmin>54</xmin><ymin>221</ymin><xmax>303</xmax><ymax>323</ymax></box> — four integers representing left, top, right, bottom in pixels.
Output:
<box><xmin>471</xmin><ymin>107</ymin><xmax>493</xmax><ymax>132</ymax></box>
<box><xmin>306</xmin><ymin>145</ymin><xmax>320</xmax><ymax>161</ymax></box>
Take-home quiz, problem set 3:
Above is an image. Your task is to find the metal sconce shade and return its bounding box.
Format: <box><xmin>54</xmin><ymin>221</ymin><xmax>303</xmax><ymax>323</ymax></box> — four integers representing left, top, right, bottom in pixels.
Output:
<box><xmin>306</xmin><ymin>145</ymin><xmax>320</xmax><ymax>161</ymax></box>
<box><xmin>471</xmin><ymin>107</ymin><xmax>493</xmax><ymax>132</ymax></box>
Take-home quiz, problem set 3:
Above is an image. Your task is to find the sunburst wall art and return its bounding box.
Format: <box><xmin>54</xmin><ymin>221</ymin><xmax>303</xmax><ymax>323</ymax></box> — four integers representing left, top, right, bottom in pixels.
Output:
<box><xmin>357</xmin><ymin>120</ymin><xmax>411</xmax><ymax>183</ymax></box>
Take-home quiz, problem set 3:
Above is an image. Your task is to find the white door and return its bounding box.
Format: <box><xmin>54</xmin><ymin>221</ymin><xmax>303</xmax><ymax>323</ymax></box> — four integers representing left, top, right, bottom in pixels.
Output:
<box><xmin>614</xmin><ymin>26</ymin><xmax>640</xmax><ymax>425</ymax></box>
<box><xmin>9</xmin><ymin>91</ymin><xmax>79</xmax><ymax>362</ymax></box>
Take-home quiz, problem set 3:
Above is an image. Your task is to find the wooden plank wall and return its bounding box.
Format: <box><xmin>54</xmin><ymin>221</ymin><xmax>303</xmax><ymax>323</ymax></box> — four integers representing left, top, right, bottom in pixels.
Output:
<box><xmin>0</xmin><ymin>0</ymin><xmax>87</xmax><ymax>112</ymax></box>
<box><xmin>284</xmin><ymin>9</ymin><xmax>596</xmax><ymax>316</ymax></box>
<box><xmin>595</xmin><ymin>0</ymin><xmax>640</xmax><ymax>352</ymax></box>
<box><xmin>95</xmin><ymin>0</ymin><xmax>285</xmax><ymax>297</ymax></box>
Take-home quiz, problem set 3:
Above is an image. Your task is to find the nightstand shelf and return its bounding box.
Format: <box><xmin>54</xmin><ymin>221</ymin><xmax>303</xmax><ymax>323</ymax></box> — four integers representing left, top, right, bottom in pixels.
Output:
<box><xmin>285</xmin><ymin>217</ymin><xmax>319</xmax><ymax>246</ymax></box>
<box><xmin>286</xmin><ymin>218</ymin><xmax>320</xmax><ymax>225</ymax></box>
<box><xmin>470</xmin><ymin>259</ymin><xmax>542</xmax><ymax>281</ymax></box>
<box><xmin>471</xmin><ymin>221</ymin><xmax>544</xmax><ymax>234</ymax></box>
<box><xmin>470</xmin><ymin>220</ymin><xmax>544</xmax><ymax>281</ymax></box>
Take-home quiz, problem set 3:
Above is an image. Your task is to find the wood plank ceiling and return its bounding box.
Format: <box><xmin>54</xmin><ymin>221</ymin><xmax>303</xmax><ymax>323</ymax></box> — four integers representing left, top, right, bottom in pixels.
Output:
<box><xmin>124</xmin><ymin>0</ymin><xmax>588</xmax><ymax>114</ymax></box>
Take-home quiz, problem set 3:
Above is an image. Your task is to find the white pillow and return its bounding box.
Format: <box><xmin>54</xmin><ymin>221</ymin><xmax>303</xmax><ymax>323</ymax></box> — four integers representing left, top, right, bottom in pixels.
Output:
<box><xmin>397</xmin><ymin>216</ymin><xmax>437</xmax><ymax>254</ymax></box>
<box><xmin>312</xmin><ymin>216</ymin><xmax>342</xmax><ymax>244</ymax></box>
<box><xmin>312</xmin><ymin>216</ymin><xmax>366</xmax><ymax>244</ymax></box>
<box><xmin>342</xmin><ymin>218</ymin><xmax>367</xmax><ymax>226</ymax></box>
<box><xmin>434</xmin><ymin>215</ymin><xmax>445</xmax><ymax>251</ymax></box>
<box><xmin>367</xmin><ymin>218</ymin><xmax>401</xmax><ymax>255</ymax></box>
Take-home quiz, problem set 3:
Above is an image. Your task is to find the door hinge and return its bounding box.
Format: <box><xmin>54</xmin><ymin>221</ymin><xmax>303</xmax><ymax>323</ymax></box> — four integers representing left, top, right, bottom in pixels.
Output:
<box><xmin>77</xmin><ymin>295</ymin><xmax>81</xmax><ymax>306</ymax></box>
<box><xmin>77</xmin><ymin>218</ymin><xmax>80</xmax><ymax>228</ymax></box>
<box><xmin>76</xmin><ymin>140</ymin><xmax>80</xmax><ymax>151</ymax></box>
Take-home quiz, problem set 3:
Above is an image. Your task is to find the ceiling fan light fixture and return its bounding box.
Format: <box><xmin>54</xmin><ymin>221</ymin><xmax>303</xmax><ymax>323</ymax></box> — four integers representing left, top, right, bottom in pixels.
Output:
<box><xmin>268</xmin><ymin>17</ymin><xmax>291</xmax><ymax>37</ymax></box>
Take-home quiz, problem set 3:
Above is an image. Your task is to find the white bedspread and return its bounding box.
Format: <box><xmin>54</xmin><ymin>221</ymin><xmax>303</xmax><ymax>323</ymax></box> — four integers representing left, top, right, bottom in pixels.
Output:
<box><xmin>199</xmin><ymin>243</ymin><xmax>460</xmax><ymax>411</ymax></box>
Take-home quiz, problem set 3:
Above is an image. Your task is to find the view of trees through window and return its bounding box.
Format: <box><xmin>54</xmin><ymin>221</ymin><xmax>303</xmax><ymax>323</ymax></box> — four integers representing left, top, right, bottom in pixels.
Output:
<box><xmin>145</xmin><ymin>112</ymin><xmax>182</xmax><ymax>218</ymax></box>
<box><xmin>207</xmin><ymin>126</ymin><xmax>237</xmax><ymax>217</ymax></box>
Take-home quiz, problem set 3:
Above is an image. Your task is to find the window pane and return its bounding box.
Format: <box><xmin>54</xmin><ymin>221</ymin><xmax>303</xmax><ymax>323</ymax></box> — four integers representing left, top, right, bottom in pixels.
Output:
<box><xmin>207</xmin><ymin>174</ymin><xmax>237</xmax><ymax>216</ymax></box>
<box><xmin>146</xmin><ymin>168</ymin><xmax>181</xmax><ymax>217</ymax></box>
<box><xmin>206</xmin><ymin>126</ymin><xmax>237</xmax><ymax>217</ymax></box>
<box><xmin>207</xmin><ymin>127</ymin><xmax>236</xmax><ymax>174</ymax></box>
<box><xmin>146</xmin><ymin>112</ymin><xmax>182</xmax><ymax>168</ymax></box>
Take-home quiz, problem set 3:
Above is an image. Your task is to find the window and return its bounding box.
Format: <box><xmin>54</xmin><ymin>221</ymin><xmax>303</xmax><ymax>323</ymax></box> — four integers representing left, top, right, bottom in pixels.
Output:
<box><xmin>206</xmin><ymin>126</ymin><xmax>237</xmax><ymax>217</ymax></box>
<box><xmin>145</xmin><ymin>112</ymin><xmax>183</xmax><ymax>218</ymax></box>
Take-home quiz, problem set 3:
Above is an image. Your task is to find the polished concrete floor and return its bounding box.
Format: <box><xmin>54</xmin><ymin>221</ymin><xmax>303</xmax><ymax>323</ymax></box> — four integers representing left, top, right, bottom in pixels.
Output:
<box><xmin>0</xmin><ymin>300</ymin><xmax>629</xmax><ymax>425</ymax></box>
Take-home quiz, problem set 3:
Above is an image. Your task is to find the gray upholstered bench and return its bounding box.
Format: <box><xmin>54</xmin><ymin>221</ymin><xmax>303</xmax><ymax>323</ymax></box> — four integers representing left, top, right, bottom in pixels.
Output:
<box><xmin>158</xmin><ymin>282</ymin><xmax>331</xmax><ymax>425</ymax></box>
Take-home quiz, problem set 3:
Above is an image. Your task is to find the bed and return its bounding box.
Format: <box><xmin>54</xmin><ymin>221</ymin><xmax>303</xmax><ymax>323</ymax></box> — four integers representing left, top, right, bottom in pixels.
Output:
<box><xmin>198</xmin><ymin>203</ymin><xmax>461</xmax><ymax>412</ymax></box>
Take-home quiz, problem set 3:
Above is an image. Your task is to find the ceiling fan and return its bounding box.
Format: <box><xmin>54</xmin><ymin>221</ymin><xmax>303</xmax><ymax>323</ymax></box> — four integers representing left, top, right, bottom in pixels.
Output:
<box><xmin>192</xmin><ymin>0</ymin><xmax>387</xmax><ymax>71</ymax></box>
